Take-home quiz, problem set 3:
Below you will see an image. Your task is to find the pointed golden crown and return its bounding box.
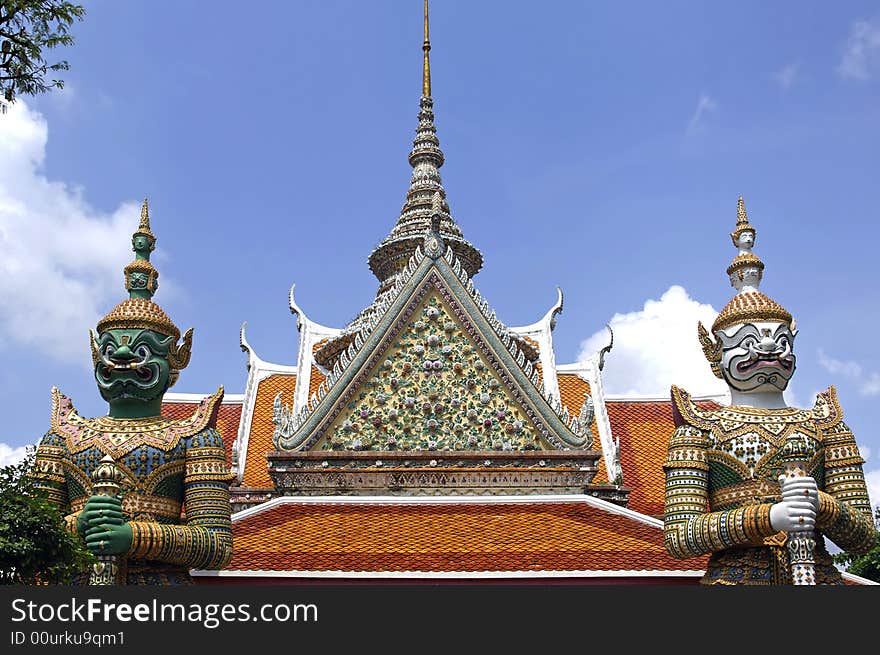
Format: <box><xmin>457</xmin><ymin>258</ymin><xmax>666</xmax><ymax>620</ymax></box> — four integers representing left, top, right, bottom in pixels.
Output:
<box><xmin>135</xmin><ymin>197</ymin><xmax>156</xmax><ymax>244</ymax></box>
<box><xmin>712</xmin><ymin>290</ymin><xmax>793</xmax><ymax>333</ymax></box>
<box><xmin>94</xmin><ymin>198</ymin><xmax>192</xmax><ymax>384</ymax></box>
<box><xmin>729</xmin><ymin>195</ymin><xmax>756</xmax><ymax>244</ymax></box>
<box><xmin>700</xmin><ymin>196</ymin><xmax>795</xmax><ymax>374</ymax></box>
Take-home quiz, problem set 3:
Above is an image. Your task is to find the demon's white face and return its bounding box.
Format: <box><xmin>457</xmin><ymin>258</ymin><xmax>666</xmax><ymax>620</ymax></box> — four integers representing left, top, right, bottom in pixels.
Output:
<box><xmin>735</xmin><ymin>230</ymin><xmax>755</xmax><ymax>250</ymax></box>
<box><xmin>717</xmin><ymin>320</ymin><xmax>796</xmax><ymax>393</ymax></box>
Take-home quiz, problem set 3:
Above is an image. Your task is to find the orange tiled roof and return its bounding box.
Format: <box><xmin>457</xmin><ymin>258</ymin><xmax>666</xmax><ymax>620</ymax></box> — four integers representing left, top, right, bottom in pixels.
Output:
<box><xmin>228</xmin><ymin>499</ymin><xmax>706</xmax><ymax>574</ymax></box>
<box><xmin>557</xmin><ymin>373</ymin><xmax>606</xmax><ymax>483</ymax></box>
<box><xmin>308</xmin><ymin>365</ymin><xmax>325</xmax><ymax>399</ymax></box>
<box><xmin>520</xmin><ymin>335</ymin><xmax>540</xmax><ymax>358</ymax></box>
<box><xmin>240</xmin><ymin>366</ymin><xmax>330</xmax><ymax>486</ymax></box>
<box><xmin>605</xmin><ymin>398</ymin><xmax>719</xmax><ymax>517</ymax></box>
<box><xmin>161</xmin><ymin>399</ymin><xmax>242</xmax><ymax>468</ymax></box>
<box><xmin>242</xmin><ymin>374</ymin><xmax>296</xmax><ymax>487</ymax></box>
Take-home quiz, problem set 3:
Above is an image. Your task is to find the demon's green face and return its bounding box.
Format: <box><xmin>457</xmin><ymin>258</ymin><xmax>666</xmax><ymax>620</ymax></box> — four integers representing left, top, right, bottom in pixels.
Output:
<box><xmin>132</xmin><ymin>234</ymin><xmax>153</xmax><ymax>253</ymax></box>
<box><xmin>93</xmin><ymin>328</ymin><xmax>173</xmax><ymax>403</ymax></box>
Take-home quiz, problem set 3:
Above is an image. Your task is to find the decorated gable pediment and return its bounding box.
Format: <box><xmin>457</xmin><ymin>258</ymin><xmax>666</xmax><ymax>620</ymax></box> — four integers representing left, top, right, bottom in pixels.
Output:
<box><xmin>273</xmin><ymin>238</ymin><xmax>592</xmax><ymax>455</ymax></box>
<box><xmin>265</xmin><ymin>235</ymin><xmax>609</xmax><ymax>497</ymax></box>
<box><xmin>322</xmin><ymin>286</ymin><xmax>549</xmax><ymax>452</ymax></box>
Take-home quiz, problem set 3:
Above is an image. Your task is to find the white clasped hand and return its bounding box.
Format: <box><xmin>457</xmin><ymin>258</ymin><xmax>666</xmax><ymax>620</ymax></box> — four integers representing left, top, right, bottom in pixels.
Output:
<box><xmin>769</xmin><ymin>475</ymin><xmax>819</xmax><ymax>533</ymax></box>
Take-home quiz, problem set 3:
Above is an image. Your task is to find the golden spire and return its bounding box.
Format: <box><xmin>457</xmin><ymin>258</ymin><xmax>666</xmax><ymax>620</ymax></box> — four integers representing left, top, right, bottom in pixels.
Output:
<box><xmin>422</xmin><ymin>0</ymin><xmax>431</xmax><ymax>97</ymax></box>
<box><xmin>367</xmin><ymin>0</ymin><xmax>482</xmax><ymax>285</ymax></box>
<box><xmin>730</xmin><ymin>195</ymin><xmax>755</xmax><ymax>244</ymax></box>
<box><xmin>135</xmin><ymin>197</ymin><xmax>156</xmax><ymax>243</ymax></box>
<box><xmin>139</xmin><ymin>197</ymin><xmax>150</xmax><ymax>230</ymax></box>
<box><xmin>711</xmin><ymin>195</ymin><xmax>793</xmax><ymax>333</ymax></box>
<box><xmin>737</xmin><ymin>195</ymin><xmax>748</xmax><ymax>224</ymax></box>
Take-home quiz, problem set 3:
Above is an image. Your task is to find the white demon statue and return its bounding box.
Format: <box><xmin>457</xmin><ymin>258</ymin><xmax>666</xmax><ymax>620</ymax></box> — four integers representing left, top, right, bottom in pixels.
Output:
<box><xmin>663</xmin><ymin>197</ymin><xmax>876</xmax><ymax>585</ymax></box>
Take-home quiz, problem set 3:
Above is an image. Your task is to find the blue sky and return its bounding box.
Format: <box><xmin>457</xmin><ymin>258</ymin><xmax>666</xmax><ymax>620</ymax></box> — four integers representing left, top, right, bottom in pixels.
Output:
<box><xmin>1</xmin><ymin>1</ymin><xmax>878</xmax><ymax>505</ymax></box>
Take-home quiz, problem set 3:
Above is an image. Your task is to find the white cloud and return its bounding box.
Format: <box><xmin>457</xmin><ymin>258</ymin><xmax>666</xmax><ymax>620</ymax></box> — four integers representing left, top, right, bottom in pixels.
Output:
<box><xmin>0</xmin><ymin>100</ymin><xmax>138</xmax><ymax>364</ymax></box>
<box><xmin>866</xmin><ymin>468</ymin><xmax>880</xmax><ymax>512</ymax></box>
<box><xmin>817</xmin><ymin>350</ymin><xmax>880</xmax><ymax>397</ymax></box>
<box><xmin>773</xmin><ymin>62</ymin><xmax>800</xmax><ymax>90</ymax></box>
<box><xmin>0</xmin><ymin>442</ymin><xmax>31</xmax><ymax>467</ymax></box>
<box><xmin>862</xmin><ymin>373</ymin><xmax>880</xmax><ymax>396</ymax></box>
<box><xmin>858</xmin><ymin>447</ymin><xmax>878</xmax><ymax>511</ymax></box>
<box><xmin>578</xmin><ymin>285</ymin><xmax>728</xmax><ymax>398</ymax></box>
<box><xmin>783</xmin><ymin>386</ymin><xmax>802</xmax><ymax>410</ymax></box>
<box><xmin>838</xmin><ymin>19</ymin><xmax>880</xmax><ymax>80</ymax></box>
<box><xmin>685</xmin><ymin>93</ymin><xmax>717</xmax><ymax>136</ymax></box>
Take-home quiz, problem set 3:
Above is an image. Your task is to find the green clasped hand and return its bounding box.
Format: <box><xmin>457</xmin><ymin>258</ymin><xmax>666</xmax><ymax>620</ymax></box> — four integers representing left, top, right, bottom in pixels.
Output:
<box><xmin>80</xmin><ymin>495</ymin><xmax>133</xmax><ymax>555</ymax></box>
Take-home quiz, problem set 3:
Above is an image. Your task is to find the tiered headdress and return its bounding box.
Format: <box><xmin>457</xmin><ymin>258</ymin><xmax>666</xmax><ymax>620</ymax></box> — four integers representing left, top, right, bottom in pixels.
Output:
<box><xmin>699</xmin><ymin>196</ymin><xmax>794</xmax><ymax>376</ymax></box>
<box><xmin>92</xmin><ymin>199</ymin><xmax>193</xmax><ymax>385</ymax></box>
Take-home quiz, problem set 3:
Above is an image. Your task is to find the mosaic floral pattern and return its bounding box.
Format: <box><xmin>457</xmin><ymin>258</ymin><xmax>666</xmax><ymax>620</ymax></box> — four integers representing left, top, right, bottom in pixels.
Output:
<box><xmin>322</xmin><ymin>292</ymin><xmax>544</xmax><ymax>452</ymax></box>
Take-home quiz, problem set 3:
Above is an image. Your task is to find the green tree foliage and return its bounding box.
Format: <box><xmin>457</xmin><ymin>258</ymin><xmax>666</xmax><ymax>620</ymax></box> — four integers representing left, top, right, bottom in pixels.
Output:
<box><xmin>833</xmin><ymin>506</ymin><xmax>880</xmax><ymax>583</ymax></box>
<box><xmin>0</xmin><ymin>1</ymin><xmax>85</xmax><ymax>105</ymax></box>
<box><xmin>0</xmin><ymin>447</ymin><xmax>94</xmax><ymax>584</ymax></box>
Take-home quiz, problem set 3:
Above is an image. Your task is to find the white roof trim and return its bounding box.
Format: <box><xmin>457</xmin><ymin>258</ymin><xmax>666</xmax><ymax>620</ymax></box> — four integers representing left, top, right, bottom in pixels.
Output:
<box><xmin>509</xmin><ymin>286</ymin><xmax>563</xmax><ymax>334</ymax></box>
<box><xmin>509</xmin><ymin>287</ymin><xmax>563</xmax><ymax>404</ymax></box>
<box><xmin>192</xmin><ymin>566</ymin><xmax>878</xmax><ymax>584</ymax></box>
<box><xmin>289</xmin><ymin>284</ymin><xmax>341</xmax><ymax>416</ymax></box>
<box><xmin>841</xmin><ymin>572</ymin><xmax>879</xmax><ymax>585</ymax></box>
<box><xmin>603</xmin><ymin>391</ymin><xmax>730</xmax><ymax>403</ymax></box>
<box><xmin>234</xmin><ymin>361</ymin><xmax>298</xmax><ymax>484</ymax></box>
<box><xmin>288</xmin><ymin>283</ymin><xmax>341</xmax><ymax>335</ymax></box>
<box><xmin>581</xmin><ymin>357</ymin><xmax>620</xmax><ymax>485</ymax></box>
<box><xmin>556</xmin><ymin>362</ymin><xmax>592</xmax><ymax>373</ymax></box>
<box><xmin>230</xmin><ymin>493</ymin><xmax>664</xmax><ymax>528</ymax></box>
<box><xmin>234</xmin><ymin>311</ymin><xmax>302</xmax><ymax>484</ymax></box>
<box><xmin>554</xmin><ymin>360</ymin><xmax>620</xmax><ymax>484</ymax></box>
<box><xmin>253</xmin><ymin>361</ymin><xmax>299</xmax><ymax>376</ymax></box>
<box><xmin>164</xmin><ymin>392</ymin><xmax>244</xmax><ymax>404</ymax></box>
<box><xmin>190</xmin><ymin>568</ymin><xmax>705</xmax><ymax>579</ymax></box>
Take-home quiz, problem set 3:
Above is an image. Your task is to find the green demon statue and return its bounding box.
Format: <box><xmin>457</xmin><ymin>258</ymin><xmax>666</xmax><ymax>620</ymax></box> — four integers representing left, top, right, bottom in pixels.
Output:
<box><xmin>32</xmin><ymin>200</ymin><xmax>233</xmax><ymax>584</ymax></box>
<box><xmin>663</xmin><ymin>197</ymin><xmax>877</xmax><ymax>584</ymax></box>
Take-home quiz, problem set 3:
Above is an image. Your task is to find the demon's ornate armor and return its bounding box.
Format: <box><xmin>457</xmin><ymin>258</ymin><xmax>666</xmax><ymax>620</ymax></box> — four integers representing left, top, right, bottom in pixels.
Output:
<box><xmin>32</xmin><ymin>200</ymin><xmax>233</xmax><ymax>584</ymax></box>
<box><xmin>666</xmin><ymin>386</ymin><xmax>874</xmax><ymax>584</ymax></box>
<box><xmin>663</xmin><ymin>197</ymin><xmax>876</xmax><ymax>584</ymax></box>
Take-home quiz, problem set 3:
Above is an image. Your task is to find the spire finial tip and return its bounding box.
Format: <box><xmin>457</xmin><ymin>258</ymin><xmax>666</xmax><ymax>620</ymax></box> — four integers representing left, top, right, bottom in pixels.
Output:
<box><xmin>422</xmin><ymin>0</ymin><xmax>431</xmax><ymax>97</ymax></box>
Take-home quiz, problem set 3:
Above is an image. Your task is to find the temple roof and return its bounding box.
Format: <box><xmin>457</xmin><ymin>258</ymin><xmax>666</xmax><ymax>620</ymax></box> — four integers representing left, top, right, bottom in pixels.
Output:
<box><xmin>603</xmin><ymin>396</ymin><xmax>722</xmax><ymax>516</ymax></box>
<box><xmin>162</xmin><ymin>392</ymin><xmax>243</xmax><ymax>469</ymax></box>
<box><xmin>192</xmin><ymin>495</ymin><xmax>708</xmax><ymax>579</ymax></box>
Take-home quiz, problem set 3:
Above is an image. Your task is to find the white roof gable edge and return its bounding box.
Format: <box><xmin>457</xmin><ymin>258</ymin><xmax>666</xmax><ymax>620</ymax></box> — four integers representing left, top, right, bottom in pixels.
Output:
<box><xmin>164</xmin><ymin>392</ymin><xmax>245</xmax><ymax>403</ymax></box>
<box><xmin>234</xmin><ymin>321</ymin><xmax>297</xmax><ymax>484</ymax></box>
<box><xmin>229</xmin><ymin>493</ymin><xmax>664</xmax><ymax>528</ymax></box>
<box><xmin>841</xmin><ymin>572</ymin><xmax>879</xmax><ymax>585</ymax></box>
<box><xmin>603</xmin><ymin>391</ymin><xmax>731</xmax><ymax>403</ymax></box>
<box><xmin>289</xmin><ymin>284</ymin><xmax>341</xmax><ymax>417</ymax></box>
<box><xmin>509</xmin><ymin>287</ymin><xmax>563</xmax><ymax>405</ymax></box>
<box><xmin>556</xmin><ymin>360</ymin><xmax>620</xmax><ymax>485</ymax></box>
